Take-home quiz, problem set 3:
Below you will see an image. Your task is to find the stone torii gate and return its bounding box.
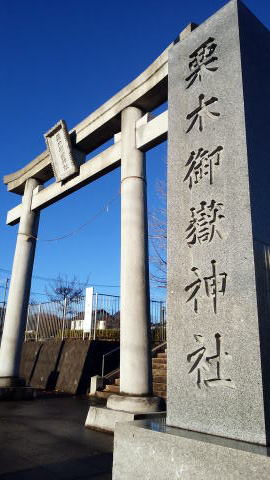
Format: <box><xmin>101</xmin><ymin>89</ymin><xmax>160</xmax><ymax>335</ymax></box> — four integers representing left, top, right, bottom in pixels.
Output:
<box><xmin>0</xmin><ymin>24</ymin><xmax>194</xmax><ymax>422</ymax></box>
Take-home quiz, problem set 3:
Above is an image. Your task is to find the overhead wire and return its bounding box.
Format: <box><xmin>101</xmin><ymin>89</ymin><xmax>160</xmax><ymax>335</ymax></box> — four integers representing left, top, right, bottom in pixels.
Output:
<box><xmin>18</xmin><ymin>191</ymin><xmax>120</xmax><ymax>242</ymax></box>
<box><xmin>0</xmin><ymin>192</ymin><xmax>121</xmax><ymax>290</ymax></box>
<box><xmin>1</xmin><ymin>185</ymin><xmax>169</xmax><ymax>294</ymax></box>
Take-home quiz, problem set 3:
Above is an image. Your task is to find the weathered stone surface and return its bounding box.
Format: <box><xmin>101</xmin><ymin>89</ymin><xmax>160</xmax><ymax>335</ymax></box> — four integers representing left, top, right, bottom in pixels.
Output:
<box><xmin>113</xmin><ymin>420</ymin><xmax>270</xmax><ymax>479</ymax></box>
<box><xmin>56</xmin><ymin>340</ymin><xmax>90</xmax><ymax>394</ymax></box>
<box><xmin>107</xmin><ymin>394</ymin><xmax>163</xmax><ymax>413</ymax></box>
<box><xmin>20</xmin><ymin>340</ymin><xmax>119</xmax><ymax>394</ymax></box>
<box><xmin>28</xmin><ymin>340</ymin><xmax>63</xmax><ymax>390</ymax></box>
<box><xmin>86</xmin><ymin>406</ymin><xmax>165</xmax><ymax>433</ymax></box>
<box><xmin>0</xmin><ymin>179</ymin><xmax>40</xmax><ymax>383</ymax></box>
<box><xmin>20</xmin><ymin>341</ymin><xmax>42</xmax><ymax>384</ymax></box>
<box><xmin>167</xmin><ymin>0</ymin><xmax>270</xmax><ymax>445</ymax></box>
<box><xmin>86</xmin><ymin>406</ymin><xmax>136</xmax><ymax>433</ymax></box>
<box><xmin>44</xmin><ymin>120</ymin><xmax>82</xmax><ymax>183</ymax></box>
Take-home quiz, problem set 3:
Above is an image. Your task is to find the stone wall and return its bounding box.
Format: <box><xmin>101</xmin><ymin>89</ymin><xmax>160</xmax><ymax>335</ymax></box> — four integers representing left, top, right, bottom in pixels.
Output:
<box><xmin>20</xmin><ymin>339</ymin><xmax>119</xmax><ymax>394</ymax></box>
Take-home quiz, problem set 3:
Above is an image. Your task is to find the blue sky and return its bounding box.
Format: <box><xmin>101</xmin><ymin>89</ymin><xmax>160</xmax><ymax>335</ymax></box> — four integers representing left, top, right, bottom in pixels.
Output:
<box><xmin>0</xmin><ymin>0</ymin><xmax>268</xmax><ymax>302</ymax></box>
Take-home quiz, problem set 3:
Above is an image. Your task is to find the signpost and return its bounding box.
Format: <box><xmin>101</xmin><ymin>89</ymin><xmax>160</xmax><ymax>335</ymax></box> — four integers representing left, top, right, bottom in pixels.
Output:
<box><xmin>84</xmin><ymin>287</ymin><xmax>94</xmax><ymax>335</ymax></box>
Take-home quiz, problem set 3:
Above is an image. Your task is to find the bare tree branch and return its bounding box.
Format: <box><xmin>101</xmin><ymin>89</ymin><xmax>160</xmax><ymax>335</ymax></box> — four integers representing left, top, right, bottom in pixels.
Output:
<box><xmin>149</xmin><ymin>178</ymin><xmax>167</xmax><ymax>288</ymax></box>
<box><xmin>45</xmin><ymin>274</ymin><xmax>89</xmax><ymax>315</ymax></box>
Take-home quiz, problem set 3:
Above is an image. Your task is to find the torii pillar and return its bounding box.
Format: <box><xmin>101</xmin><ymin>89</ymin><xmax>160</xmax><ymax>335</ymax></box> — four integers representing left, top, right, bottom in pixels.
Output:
<box><xmin>107</xmin><ymin>106</ymin><xmax>162</xmax><ymax>413</ymax></box>
<box><xmin>85</xmin><ymin>107</ymin><xmax>162</xmax><ymax>431</ymax></box>
<box><xmin>0</xmin><ymin>177</ymin><xmax>40</xmax><ymax>394</ymax></box>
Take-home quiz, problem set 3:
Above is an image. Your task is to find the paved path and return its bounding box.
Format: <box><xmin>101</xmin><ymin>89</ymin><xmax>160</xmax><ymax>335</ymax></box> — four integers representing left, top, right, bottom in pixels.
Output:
<box><xmin>0</xmin><ymin>396</ymin><xmax>113</xmax><ymax>479</ymax></box>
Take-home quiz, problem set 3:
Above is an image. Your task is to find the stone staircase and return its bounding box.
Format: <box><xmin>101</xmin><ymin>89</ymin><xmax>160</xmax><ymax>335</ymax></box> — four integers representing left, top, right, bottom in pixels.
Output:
<box><xmin>96</xmin><ymin>350</ymin><xmax>167</xmax><ymax>401</ymax></box>
<box><xmin>152</xmin><ymin>351</ymin><xmax>167</xmax><ymax>400</ymax></box>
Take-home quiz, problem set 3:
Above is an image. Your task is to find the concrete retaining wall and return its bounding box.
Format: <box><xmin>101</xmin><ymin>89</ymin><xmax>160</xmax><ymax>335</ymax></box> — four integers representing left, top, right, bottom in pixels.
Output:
<box><xmin>20</xmin><ymin>339</ymin><xmax>119</xmax><ymax>394</ymax></box>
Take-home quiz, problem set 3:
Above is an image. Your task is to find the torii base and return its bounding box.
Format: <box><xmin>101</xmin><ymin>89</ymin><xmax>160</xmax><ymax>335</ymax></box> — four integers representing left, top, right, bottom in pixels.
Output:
<box><xmin>0</xmin><ymin>386</ymin><xmax>35</xmax><ymax>400</ymax></box>
<box><xmin>85</xmin><ymin>395</ymin><xmax>165</xmax><ymax>433</ymax></box>
<box><xmin>0</xmin><ymin>377</ymin><xmax>35</xmax><ymax>400</ymax></box>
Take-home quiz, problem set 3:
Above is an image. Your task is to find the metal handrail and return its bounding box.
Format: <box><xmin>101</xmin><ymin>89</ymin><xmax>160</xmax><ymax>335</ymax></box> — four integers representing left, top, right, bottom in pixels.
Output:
<box><xmin>101</xmin><ymin>346</ymin><xmax>120</xmax><ymax>377</ymax></box>
<box><xmin>101</xmin><ymin>341</ymin><xmax>167</xmax><ymax>378</ymax></box>
<box><xmin>151</xmin><ymin>341</ymin><xmax>167</xmax><ymax>356</ymax></box>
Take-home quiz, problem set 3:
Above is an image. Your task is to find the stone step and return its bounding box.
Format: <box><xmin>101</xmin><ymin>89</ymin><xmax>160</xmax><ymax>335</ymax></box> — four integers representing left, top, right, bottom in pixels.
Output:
<box><xmin>153</xmin><ymin>382</ymin><xmax>167</xmax><ymax>392</ymax></box>
<box><xmin>152</xmin><ymin>375</ymin><xmax>166</xmax><ymax>384</ymax></box>
<box><xmin>157</xmin><ymin>352</ymin><xmax>167</xmax><ymax>358</ymax></box>
<box><xmin>115</xmin><ymin>378</ymin><xmax>120</xmax><ymax>386</ymax></box>
<box><xmin>105</xmin><ymin>384</ymin><xmax>120</xmax><ymax>393</ymax></box>
<box><xmin>152</xmin><ymin>362</ymin><xmax>167</xmax><ymax>370</ymax></box>
<box><xmin>95</xmin><ymin>391</ymin><xmax>114</xmax><ymax>399</ymax></box>
<box><xmin>152</xmin><ymin>368</ymin><xmax>167</xmax><ymax>376</ymax></box>
<box><xmin>152</xmin><ymin>357</ymin><xmax>167</xmax><ymax>365</ymax></box>
<box><xmin>154</xmin><ymin>390</ymin><xmax>167</xmax><ymax>400</ymax></box>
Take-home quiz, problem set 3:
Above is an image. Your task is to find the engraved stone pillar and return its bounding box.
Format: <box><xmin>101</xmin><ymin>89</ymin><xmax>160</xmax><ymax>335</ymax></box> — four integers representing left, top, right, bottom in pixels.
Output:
<box><xmin>0</xmin><ymin>178</ymin><xmax>40</xmax><ymax>386</ymax></box>
<box><xmin>167</xmin><ymin>0</ymin><xmax>270</xmax><ymax>446</ymax></box>
<box><xmin>113</xmin><ymin>3</ymin><xmax>270</xmax><ymax>479</ymax></box>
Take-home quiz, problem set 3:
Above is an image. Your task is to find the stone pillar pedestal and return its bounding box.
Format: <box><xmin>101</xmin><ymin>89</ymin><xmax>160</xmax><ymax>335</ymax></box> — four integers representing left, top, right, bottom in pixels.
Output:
<box><xmin>106</xmin><ymin>394</ymin><xmax>162</xmax><ymax>414</ymax></box>
<box><xmin>0</xmin><ymin>178</ymin><xmax>40</xmax><ymax>394</ymax></box>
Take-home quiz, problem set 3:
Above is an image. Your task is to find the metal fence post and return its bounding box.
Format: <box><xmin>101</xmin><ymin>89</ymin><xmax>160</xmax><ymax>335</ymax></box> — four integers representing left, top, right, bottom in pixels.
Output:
<box><xmin>25</xmin><ymin>305</ymin><xmax>30</xmax><ymax>341</ymax></box>
<box><xmin>101</xmin><ymin>354</ymin><xmax>105</xmax><ymax>378</ymax></box>
<box><xmin>162</xmin><ymin>302</ymin><xmax>166</xmax><ymax>341</ymax></box>
<box><xmin>22</xmin><ymin>294</ymin><xmax>166</xmax><ymax>343</ymax></box>
<box><xmin>158</xmin><ymin>301</ymin><xmax>162</xmax><ymax>341</ymax></box>
<box><xmin>35</xmin><ymin>303</ymin><xmax>42</xmax><ymax>342</ymax></box>
<box><xmin>61</xmin><ymin>297</ymin><xmax>67</xmax><ymax>341</ymax></box>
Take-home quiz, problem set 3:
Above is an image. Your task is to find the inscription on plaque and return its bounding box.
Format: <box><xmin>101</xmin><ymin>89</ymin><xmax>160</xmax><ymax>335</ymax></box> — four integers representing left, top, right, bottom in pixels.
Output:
<box><xmin>44</xmin><ymin>120</ymin><xmax>80</xmax><ymax>182</ymax></box>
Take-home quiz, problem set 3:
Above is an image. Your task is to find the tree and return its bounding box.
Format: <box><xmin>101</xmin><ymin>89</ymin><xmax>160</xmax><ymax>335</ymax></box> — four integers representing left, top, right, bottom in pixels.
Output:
<box><xmin>149</xmin><ymin>179</ymin><xmax>167</xmax><ymax>289</ymax></box>
<box><xmin>45</xmin><ymin>274</ymin><xmax>89</xmax><ymax>319</ymax></box>
<box><xmin>46</xmin><ymin>274</ymin><xmax>87</xmax><ymax>303</ymax></box>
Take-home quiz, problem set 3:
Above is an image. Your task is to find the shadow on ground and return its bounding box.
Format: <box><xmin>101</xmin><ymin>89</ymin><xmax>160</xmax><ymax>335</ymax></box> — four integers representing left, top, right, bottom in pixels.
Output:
<box><xmin>0</xmin><ymin>396</ymin><xmax>113</xmax><ymax>480</ymax></box>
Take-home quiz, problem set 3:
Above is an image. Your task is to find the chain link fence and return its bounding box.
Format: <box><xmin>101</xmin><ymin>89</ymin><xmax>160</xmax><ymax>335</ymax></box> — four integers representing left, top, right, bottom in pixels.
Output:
<box><xmin>24</xmin><ymin>293</ymin><xmax>166</xmax><ymax>342</ymax></box>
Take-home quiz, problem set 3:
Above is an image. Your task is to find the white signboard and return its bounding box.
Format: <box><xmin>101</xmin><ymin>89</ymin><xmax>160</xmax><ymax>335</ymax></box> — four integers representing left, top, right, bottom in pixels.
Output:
<box><xmin>84</xmin><ymin>287</ymin><xmax>94</xmax><ymax>333</ymax></box>
<box><xmin>44</xmin><ymin>119</ymin><xmax>79</xmax><ymax>182</ymax></box>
